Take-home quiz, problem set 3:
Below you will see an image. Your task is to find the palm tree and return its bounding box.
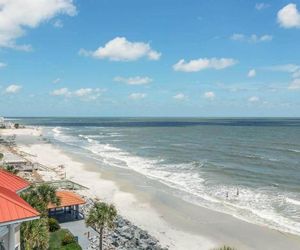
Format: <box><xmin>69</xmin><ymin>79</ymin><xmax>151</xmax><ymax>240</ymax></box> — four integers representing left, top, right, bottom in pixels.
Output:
<box><xmin>21</xmin><ymin>218</ymin><xmax>49</xmax><ymax>250</ymax></box>
<box><xmin>85</xmin><ymin>201</ymin><xmax>117</xmax><ymax>250</ymax></box>
<box><xmin>21</xmin><ymin>184</ymin><xmax>60</xmax><ymax>216</ymax></box>
<box><xmin>21</xmin><ymin>184</ymin><xmax>60</xmax><ymax>249</ymax></box>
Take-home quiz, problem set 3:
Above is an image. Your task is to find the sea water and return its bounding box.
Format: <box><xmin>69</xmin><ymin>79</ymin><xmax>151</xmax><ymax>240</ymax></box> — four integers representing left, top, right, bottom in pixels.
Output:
<box><xmin>15</xmin><ymin>117</ymin><xmax>300</xmax><ymax>235</ymax></box>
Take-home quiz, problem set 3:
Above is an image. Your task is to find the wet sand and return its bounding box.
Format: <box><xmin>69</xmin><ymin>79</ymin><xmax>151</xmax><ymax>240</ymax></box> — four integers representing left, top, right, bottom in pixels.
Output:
<box><xmin>1</xmin><ymin>127</ymin><xmax>300</xmax><ymax>250</ymax></box>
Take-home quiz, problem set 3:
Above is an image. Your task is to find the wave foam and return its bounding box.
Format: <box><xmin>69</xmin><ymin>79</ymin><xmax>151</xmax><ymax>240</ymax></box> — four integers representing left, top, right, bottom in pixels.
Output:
<box><xmin>49</xmin><ymin>127</ymin><xmax>300</xmax><ymax>236</ymax></box>
<box><xmin>286</xmin><ymin>198</ymin><xmax>300</xmax><ymax>206</ymax></box>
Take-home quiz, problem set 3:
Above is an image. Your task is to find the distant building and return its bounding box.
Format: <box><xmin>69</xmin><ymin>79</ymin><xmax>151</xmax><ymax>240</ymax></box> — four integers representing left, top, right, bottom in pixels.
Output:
<box><xmin>2</xmin><ymin>152</ymin><xmax>31</xmax><ymax>171</ymax></box>
<box><xmin>0</xmin><ymin>117</ymin><xmax>5</xmax><ymax>128</ymax></box>
<box><xmin>0</xmin><ymin>117</ymin><xmax>18</xmax><ymax>129</ymax></box>
<box><xmin>0</xmin><ymin>170</ymin><xmax>39</xmax><ymax>250</ymax></box>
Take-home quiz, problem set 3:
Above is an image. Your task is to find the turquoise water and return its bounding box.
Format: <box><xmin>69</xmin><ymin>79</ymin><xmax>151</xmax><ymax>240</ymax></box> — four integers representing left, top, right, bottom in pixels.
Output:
<box><xmin>14</xmin><ymin>117</ymin><xmax>300</xmax><ymax>234</ymax></box>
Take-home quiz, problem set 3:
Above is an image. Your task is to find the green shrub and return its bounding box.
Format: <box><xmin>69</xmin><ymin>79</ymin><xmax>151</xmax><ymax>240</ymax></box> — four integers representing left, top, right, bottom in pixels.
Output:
<box><xmin>62</xmin><ymin>242</ymin><xmax>82</xmax><ymax>250</ymax></box>
<box><xmin>4</xmin><ymin>165</ymin><xmax>18</xmax><ymax>174</ymax></box>
<box><xmin>62</xmin><ymin>232</ymin><xmax>75</xmax><ymax>246</ymax></box>
<box><xmin>213</xmin><ymin>246</ymin><xmax>236</xmax><ymax>250</ymax></box>
<box><xmin>48</xmin><ymin>218</ymin><xmax>60</xmax><ymax>232</ymax></box>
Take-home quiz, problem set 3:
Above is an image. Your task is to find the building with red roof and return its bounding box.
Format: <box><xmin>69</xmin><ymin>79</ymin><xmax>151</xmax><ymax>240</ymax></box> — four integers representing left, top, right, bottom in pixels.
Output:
<box><xmin>48</xmin><ymin>191</ymin><xmax>86</xmax><ymax>209</ymax></box>
<box><xmin>0</xmin><ymin>169</ymin><xmax>29</xmax><ymax>193</ymax></box>
<box><xmin>48</xmin><ymin>191</ymin><xmax>86</xmax><ymax>221</ymax></box>
<box><xmin>0</xmin><ymin>187</ymin><xmax>39</xmax><ymax>225</ymax></box>
<box><xmin>0</xmin><ymin>170</ymin><xmax>39</xmax><ymax>250</ymax></box>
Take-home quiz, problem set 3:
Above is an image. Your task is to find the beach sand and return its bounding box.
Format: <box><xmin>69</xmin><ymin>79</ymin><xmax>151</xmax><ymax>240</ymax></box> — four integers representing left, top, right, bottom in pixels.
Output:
<box><xmin>1</xmin><ymin>127</ymin><xmax>300</xmax><ymax>250</ymax></box>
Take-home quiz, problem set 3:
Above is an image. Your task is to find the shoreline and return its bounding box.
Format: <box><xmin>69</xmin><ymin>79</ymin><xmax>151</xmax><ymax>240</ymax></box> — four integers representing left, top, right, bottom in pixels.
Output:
<box><xmin>1</xmin><ymin>127</ymin><xmax>300</xmax><ymax>249</ymax></box>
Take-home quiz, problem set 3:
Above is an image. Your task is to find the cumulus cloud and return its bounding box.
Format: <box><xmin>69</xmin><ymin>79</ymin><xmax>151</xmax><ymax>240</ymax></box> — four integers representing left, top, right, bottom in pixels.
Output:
<box><xmin>173</xmin><ymin>58</ymin><xmax>237</xmax><ymax>72</ymax></box>
<box><xmin>173</xmin><ymin>93</ymin><xmax>187</xmax><ymax>101</ymax></box>
<box><xmin>267</xmin><ymin>64</ymin><xmax>299</xmax><ymax>73</ymax></box>
<box><xmin>230</xmin><ymin>33</ymin><xmax>273</xmax><ymax>43</ymax></box>
<box><xmin>277</xmin><ymin>3</ymin><xmax>300</xmax><ymax>28</ymax></box>
<box><xmin>114</xmin><ymin>76</ymin><xmax>152</xmax><ymax>85</ymax></box>
<box><xmin>5</xmin><ymin>84</ymin><xmax>22</xmax><ymax>94</ymax></box>
<box><xmin>0</xmin><ymin>0</ymin><xmax>77</xmax><ymax>50</ymax></box>
<box><xmin>73</xmin><ymin>88</ymin><xmax>103</xmax><ymax>100</ymax></box>
<box><xmin>128</xmin><ymin>93</ymin><xmax>146</xmax><ymax>100</ymax></box>
<box><xmin>255</xmin><ymin>3</ymin><xmax>270</xmax><ymax>10</ymax></box>
<box><xmin>51</xmin><ymin>87</ymin><xmax>104</xmax><ymax>100</ymax></box>
<box><xmin>248</xmin><ymin>96</ymin><xmax>260</xmax><ymax>102</ymax></box>
<box><xmin>266</xmin><ymin>64</ymin><xmax>300</xmax><ymax>78</ymax></box>
<box><xmin>288</xmin><ymin>79</ymin><xmax>300</xmax><ymax>90</ymax></box>
<box><xmin>79</xmin><ymin>37</ymin><xmax>161</xmax><ymax>61</ymax></box>
<box><xmin>248</xmin><ymin>69</ymin><xmax>256</xmax><ymax>78</ymax></box>
<box><xmin>204</xmin><ymin>91</ymin><xmax>215</xmax><ymax>100</ymax></box>
<box><xmin>293</xmin><ymin>70</ymin><xmax>300</xmax><ymax>78</ymax></box>
<box><xmin>51</xmin><ymin>87</ymin><xmax>70</xmax><ymax>96</ymax></box>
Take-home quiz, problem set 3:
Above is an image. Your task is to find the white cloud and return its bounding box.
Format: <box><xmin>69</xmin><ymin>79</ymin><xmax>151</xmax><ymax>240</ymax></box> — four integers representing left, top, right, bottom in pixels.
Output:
<box><xmin>293</xmin><ymin>70</ymin><xmax>300</xmax><ymax>78</ymax></box>
<box><xmin>0</xmin><ymin>62</ymin><xmax>7</xmax><ymax>68</ymax></box>
<box><xmin>230</xmin><ymin>33</ymin><xmax>273</xmax><ymax>43</ymax></box>
<box><xmin>51</xmin><ymin>87</ymin><xmax>104</xmax><ymax>100</ymax></box>
<box><xmin>173</xmin><ymin>93</ymin><xmax>187</xmax><ymax>101</ymax></box>
<box><xmin>173</xmin><ymin>58</ymin><xmax>237</xmax><ymax>72</ymax></box>
<box><xmin>5</xmin><ymin>84</ymin><xmax>22</xmax><ymax>94</ymax></box>
<box><xmin>73</xmin><ymin>88</ymin><xmax>103</xmax><ymax>100</ymax></box>
<box><xmin>204</xmin><ymin>91</ymin><xmax>215</xmax><ymax>100</ymax></box>
<box><xmin>266</xmin><ymin>64</ymin><xmax>300</xmax><ymax>78</ymax></box>
<box><xmin>255</xmin><ymin>3</ymin><xmax>270</xmax><ymax>10</ymax></box>
<box><xmin>230</xmin><ymin>34</ymin><xmax>244</xmax><ymax>41</ymax></box>
<box><xmin>52</xmin><ymin>78</ymin><xmax>61</xmax><ymax>84</ymax></box>
<box><xmin>51</xmin><ymin>87</ymin><xmax>70</xmax><ymax>96</ymax></box>
<box><xmin>278</xmin><ymin>3</ymin><xmax>300</xmax><ymax>28</ymax></box>
<box><xmin>79</xmin><ymin>37</ymin><xmax>161</xmax><ymax>61</ymax></box>
<box><xmin>128</xmin><ymin>93</ymin><xmax>146</xmax><ymax>100</ymax></box>
<box><xmin>0</xmin><ymin>0</ymin><xmax>77</xmax><ymax>50</ymax></box>
<box><xmin>114</xmin><ymin>76</ymin><xmax>152</xmax><ymax>85</ymax></box>
<box><xmin>288</xmin><ymin>79</ymin><xmax>300</xmax><ymax>90</ymax></box>
<box><xmin>73</xmin><ymin>88</ymin><xmax>93</xmax><ymax>97</ymax></box>
<box><xmin>53</xmin><ymin>19</ymin><xmax>63</xmax><ymax>28</ymax></box>
<box><xmin>267</xmin><ymin>64</ymin><xmax>299</xmax><ymax>73</ymax></box>
<box><xmin>248</xmin><ymin>69</ymin><xmax>256</xmax><ymax>78</ymax></box>
<box><xmin>248</xmin><ymin>96</ymin><xmax>260</xmax><ymax>102</ymax></box>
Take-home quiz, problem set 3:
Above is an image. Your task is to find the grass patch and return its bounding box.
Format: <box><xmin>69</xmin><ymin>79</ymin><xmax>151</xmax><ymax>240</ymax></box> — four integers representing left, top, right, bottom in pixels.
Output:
<box><xmin>49</xmin><ymin>229</ymin><xmax>82</xmax><ymax>250</ymax></box>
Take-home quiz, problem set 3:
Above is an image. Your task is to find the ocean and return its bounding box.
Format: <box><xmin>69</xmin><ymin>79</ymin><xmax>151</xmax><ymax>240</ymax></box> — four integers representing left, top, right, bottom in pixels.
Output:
<box><xmin>12</xmin><ymin>117</ymin><xmax>300</xmax><ymax>235</ymax></box>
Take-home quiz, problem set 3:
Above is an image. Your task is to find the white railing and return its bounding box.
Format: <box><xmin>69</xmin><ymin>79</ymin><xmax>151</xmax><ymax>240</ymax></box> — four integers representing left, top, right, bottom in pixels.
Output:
<box><xmin>0</xmin><ymin>226</ymin><xmax>8</xmax><ymax>237</ymax></box>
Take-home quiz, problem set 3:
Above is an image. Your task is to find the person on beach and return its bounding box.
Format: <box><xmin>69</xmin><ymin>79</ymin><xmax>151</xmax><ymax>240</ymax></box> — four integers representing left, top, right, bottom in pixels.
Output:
<box><xmin>236</xmin><ymin>188</ymin><xmax>239</xmax><ymax>196</ymax></box>
<box><xmin>226</xmin><ymin>191</ymin><xmax>229</xmax><ymax>199</ymax></box>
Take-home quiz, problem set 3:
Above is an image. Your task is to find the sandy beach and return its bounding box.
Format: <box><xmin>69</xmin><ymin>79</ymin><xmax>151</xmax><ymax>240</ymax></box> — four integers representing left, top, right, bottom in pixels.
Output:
<box><xmin>1</xmin><ymin>127</ymin><xmax>300</xmax><ymax>250</ymax></box>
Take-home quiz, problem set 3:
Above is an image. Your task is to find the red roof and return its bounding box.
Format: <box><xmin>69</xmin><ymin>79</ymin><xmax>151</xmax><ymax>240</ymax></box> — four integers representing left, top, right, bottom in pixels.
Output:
<box><xmin>48</xmin><ymin>191</ymin><xmax>86</xmax><ymax>209</ymax></box>
<box><xmin>0</xmin><ymin>169</ymin><xmax>29</xmax><ymax>192</ymax></box>
<box><xmin>0</xmin><ymin>186</ymin><xmax>39</xmax><ymax>225</ymax></box>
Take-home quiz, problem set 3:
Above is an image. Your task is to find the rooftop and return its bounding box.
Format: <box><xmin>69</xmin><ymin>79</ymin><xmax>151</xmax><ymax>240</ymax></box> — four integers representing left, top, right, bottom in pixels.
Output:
<box><xmin>48</xmin><ymin>191</ymin><xmax>86</xmax><ymax>209</ymax></box>
<box><xmin>2</xmin><ymin>152</ymin><xmax>28</xmax><ymax>164</ymax></box>
<box><xmin>0</xmin><ymin>186</ymin><xmax>39</xmax><ymax>225</ymax></box>
<box><xmin>0</xmin><ymin>169</ymin><xmax>30</xmax><ymax>192</ymax></box>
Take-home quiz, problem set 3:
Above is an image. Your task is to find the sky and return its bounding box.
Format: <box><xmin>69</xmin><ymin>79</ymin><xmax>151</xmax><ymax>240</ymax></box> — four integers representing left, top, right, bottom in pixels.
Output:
<box><xmin>0</xmin><ymin>0</ymin><xmax>300</xmax><ymax>117</ymax></box>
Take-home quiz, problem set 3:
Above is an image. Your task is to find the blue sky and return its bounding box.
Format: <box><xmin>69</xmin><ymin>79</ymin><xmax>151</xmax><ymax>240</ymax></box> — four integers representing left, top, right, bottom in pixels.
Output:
<box><xmin>0</xmin><ymin>0</ymin><xmax>300</xmax><ymax>117</ymax></box>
